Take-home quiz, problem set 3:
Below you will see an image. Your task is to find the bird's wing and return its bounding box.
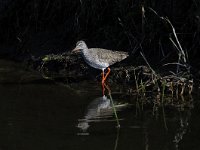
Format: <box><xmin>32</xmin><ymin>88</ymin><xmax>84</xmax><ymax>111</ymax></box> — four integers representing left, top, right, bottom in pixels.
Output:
<box><xmin>94</xmin><ymin>48</ymin><xmax>128</xmax><ymax>65</ymax></box>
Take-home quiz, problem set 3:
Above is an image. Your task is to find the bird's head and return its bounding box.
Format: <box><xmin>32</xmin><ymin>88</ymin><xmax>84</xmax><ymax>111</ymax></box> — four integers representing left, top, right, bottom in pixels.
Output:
<box><xmin>72</xmin><ymin>40</ymin><xmax>88</xmax><ymax>53</ymax></box>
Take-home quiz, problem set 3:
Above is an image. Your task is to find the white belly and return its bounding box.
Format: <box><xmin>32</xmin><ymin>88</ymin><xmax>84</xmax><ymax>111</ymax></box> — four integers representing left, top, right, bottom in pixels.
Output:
<box><xmin>82</xmin><ymin>50</ymin><xmax>109</xmax><ymax>70</ymax></box>
<box><xmin>86</xmin><ymin>59</ymin><xmax>109</xmax><ymax>70</ymax></box>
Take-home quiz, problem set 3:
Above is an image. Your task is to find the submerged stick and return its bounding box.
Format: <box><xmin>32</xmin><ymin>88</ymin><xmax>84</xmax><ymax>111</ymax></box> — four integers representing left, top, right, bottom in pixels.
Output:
<box><xmin>104</xmin><ymin>84</ymin><xmax>120</xmax><ymax>128</ymax></box>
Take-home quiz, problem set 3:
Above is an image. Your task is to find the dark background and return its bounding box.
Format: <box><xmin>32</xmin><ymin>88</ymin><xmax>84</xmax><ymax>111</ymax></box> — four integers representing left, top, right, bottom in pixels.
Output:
<box><xmin>0</xmin><ymin>0</ymin><xmax>200</xmax><ymax>72</ymax></box>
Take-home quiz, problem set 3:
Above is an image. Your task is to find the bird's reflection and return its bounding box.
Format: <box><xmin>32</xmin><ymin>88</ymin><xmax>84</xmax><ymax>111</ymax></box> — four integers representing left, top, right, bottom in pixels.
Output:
<box><xmin>77</xmin><ymin>95</ymin><xmax>113</xmax><ymax>133</ymax></box>
<box><xmin>77</xmin><ymin>92</ymin><xmax>129</xmax><ymax>134</ymax></box>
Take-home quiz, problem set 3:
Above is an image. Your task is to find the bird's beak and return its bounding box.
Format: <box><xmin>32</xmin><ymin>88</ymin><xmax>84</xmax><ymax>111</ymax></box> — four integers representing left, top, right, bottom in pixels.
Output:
<box><xmin>72</xmin><ymin>47</ymin><xmax>81</xmax><ymax>54</ymax></box>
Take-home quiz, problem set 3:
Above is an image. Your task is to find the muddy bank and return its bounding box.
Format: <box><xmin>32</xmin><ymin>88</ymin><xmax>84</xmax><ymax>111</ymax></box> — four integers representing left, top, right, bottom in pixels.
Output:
<box><xmin>24</xmin><ymin>51</ymin><xmax>192</xmax><ymax>96</ymax></box>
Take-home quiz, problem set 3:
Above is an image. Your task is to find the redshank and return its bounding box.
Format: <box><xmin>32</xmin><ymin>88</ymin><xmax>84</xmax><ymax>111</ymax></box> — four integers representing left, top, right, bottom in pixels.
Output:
<box><xmin>72</xmin><ymin>41</ymin><xmax>128</xmax><ymax>95</ymax></box>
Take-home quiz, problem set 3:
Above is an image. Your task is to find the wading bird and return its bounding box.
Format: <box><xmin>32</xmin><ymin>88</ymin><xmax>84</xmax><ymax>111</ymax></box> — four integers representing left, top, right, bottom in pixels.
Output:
<box><xmin>72</xmin><ymin>41</ymin><xmax>128</xmax><ymax>95</ymax></box>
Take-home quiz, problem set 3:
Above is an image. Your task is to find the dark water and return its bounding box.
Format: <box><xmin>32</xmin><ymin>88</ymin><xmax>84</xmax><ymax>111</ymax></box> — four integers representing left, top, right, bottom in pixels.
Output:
<box><xmin>0</xmin><ymin>59</ymin><xmax>200</xmax><ymax>150</ymax></box>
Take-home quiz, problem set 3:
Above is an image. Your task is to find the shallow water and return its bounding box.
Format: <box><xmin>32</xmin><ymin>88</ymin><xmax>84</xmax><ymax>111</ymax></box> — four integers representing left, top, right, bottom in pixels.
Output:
<box><xmin>0</xmin><ymin>59</ymin><xmax>200</xmax><ymax>150</ymax></box>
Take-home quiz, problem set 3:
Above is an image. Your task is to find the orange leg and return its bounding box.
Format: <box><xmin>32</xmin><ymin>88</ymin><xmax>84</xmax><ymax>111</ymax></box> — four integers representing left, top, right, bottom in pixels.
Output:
<box><xmin>101</xmin><ymin>68</ymin><xmax>111</xmax><ymax>96</ymax></box>
<box><xmin>103</xmin><ymin>67</ymin><xmax>111</xmax><ymax>82</ymax></box>
<box><xmin>101</xmin><ymin>70</ymin><xmax>105</xmax><ymax>96</ymax></box>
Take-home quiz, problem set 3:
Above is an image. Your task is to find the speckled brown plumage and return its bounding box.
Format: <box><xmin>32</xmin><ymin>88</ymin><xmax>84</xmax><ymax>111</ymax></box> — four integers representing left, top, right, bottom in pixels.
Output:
<box><xmin>73</xmin><ymin>41</ymin><xmax>128</xmax><ymax>70</ymax></box>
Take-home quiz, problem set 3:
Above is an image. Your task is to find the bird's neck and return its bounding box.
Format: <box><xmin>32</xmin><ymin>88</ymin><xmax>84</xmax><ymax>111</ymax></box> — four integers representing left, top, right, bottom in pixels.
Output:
<box><xmin>81</xmin><ymin>47</ymin><xmax>89</xmax><ymax>56</ymax></box>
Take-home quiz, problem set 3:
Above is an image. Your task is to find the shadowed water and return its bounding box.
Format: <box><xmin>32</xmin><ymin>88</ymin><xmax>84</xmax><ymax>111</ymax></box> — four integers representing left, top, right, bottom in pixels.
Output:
<box><xmin>0</xmin><ymin>59</ymin><xmax>200</xmax><ymax>150</ymax></box>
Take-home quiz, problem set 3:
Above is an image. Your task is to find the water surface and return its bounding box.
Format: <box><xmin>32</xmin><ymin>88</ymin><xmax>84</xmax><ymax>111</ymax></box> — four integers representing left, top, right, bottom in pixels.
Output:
<box><xmin>0</xmin><ymin>59</ymin><xmax>200</xmax><ymax>150</ymax></box>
